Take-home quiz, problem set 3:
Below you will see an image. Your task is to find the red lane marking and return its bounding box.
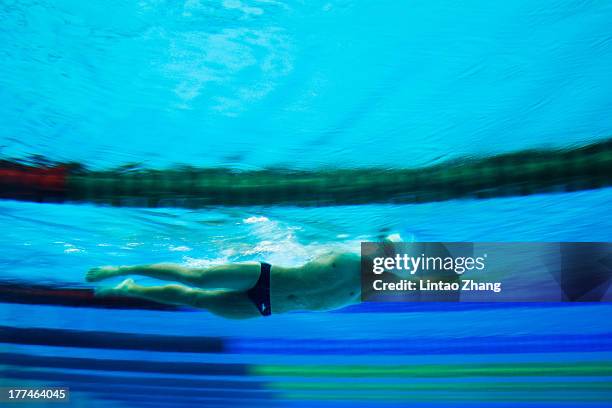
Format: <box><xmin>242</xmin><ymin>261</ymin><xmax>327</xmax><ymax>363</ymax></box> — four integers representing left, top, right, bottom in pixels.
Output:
<box><xmin>0</xmin><ymin>165</ymin><xmax>67</xmax><ymax>192</ymax></box>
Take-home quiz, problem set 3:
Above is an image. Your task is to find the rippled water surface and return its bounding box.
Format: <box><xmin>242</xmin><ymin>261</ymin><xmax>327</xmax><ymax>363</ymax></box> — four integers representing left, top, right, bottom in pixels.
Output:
<box><xmin>1</xmin><ymin>1</ymin><xmax>612</xmax><ymax>407</ymax></box>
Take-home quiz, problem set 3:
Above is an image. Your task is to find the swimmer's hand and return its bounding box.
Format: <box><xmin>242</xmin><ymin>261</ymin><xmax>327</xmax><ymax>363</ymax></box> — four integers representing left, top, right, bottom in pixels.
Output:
<box><xmin>385</xmin><ymin>233</ymin><xmax>402</xmax><ymax>243</ymax></box>
<box><xmin>86</xmin><ymin>265</ymin><xmax>121</xmax><ymax>282</ymax></box>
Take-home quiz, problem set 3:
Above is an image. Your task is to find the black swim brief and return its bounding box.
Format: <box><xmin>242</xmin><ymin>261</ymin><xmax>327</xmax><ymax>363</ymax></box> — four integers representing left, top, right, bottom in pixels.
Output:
<box><xmin>246</xmin><ymin>262</ymin><xmax>271</xmax><ymax>316</ymax></box>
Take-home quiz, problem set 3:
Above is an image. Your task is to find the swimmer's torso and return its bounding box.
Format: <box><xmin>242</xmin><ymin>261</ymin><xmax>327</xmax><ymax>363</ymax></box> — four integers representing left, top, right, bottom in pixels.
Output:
<box><xmin>270</xmin><ymin>252</ymin><xmax>362</xmax><ymax>313</ymax></box>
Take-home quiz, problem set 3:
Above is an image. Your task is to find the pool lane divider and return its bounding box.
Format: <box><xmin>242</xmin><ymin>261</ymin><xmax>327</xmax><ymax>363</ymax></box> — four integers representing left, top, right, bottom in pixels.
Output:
<box><xmin>251</xmin><ymin>362</ymin><xmax>612</xmax><ymax>378</ymax></box>
<box><xmin>2</xmin><ymin>354</ymin><xmax>611</xmax><ymax>404</ymax></box>
<box><xmin>3</xmin><ymin>325</ymin><xmax>612</xmax><ymax>355</ymax></box>
<box><xmin>0</xmin><ymin>325</ymin><xmax>224</xmax><ymax>353</ymax></box>
<box><xmin>1</xmin><ymin>352</ymin><xmax>611</xmax><ymax>378</ymax></box>
<box><xmin>0</xmin><ymin>352</ymin><xmax>248</xmax><ymax>376</ymax></box>
<box><xmin>2</xmin><ymin>369</ymin><xmax>268</xmax><ymax>391</ymax></box>
<box><xmin>2</xmin><ymin>369</ymin><xmax>277</xmax><ymax>404</ymax></box>
<box><xmin>278</xmin><ymin>391</ymin><xmax>612</xmax><ymax>403</ymax></box>
<box><xmin>1</xmin><ymin>139</ymin><xmax>610</xmax><ymax>208</ymax></box>
<box><xmin>5</xmin><ymin>369</ymin><xmax>611</xmax><ymax>394</ymax></box>
<box><xmin>0</xmin><ymin>281</ymin><xmax>180</xmax><ymax>310</ymax></box>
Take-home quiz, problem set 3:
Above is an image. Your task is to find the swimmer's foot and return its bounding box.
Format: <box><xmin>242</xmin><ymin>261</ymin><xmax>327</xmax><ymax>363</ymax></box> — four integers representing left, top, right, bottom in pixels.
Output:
<box><xmin>95</xmin><ymin>278</ymin><xmax>136</xmax><ymax>297</ymax></box>
<box><xmin>86</xmin><ymin>265</ymin><xmax>122</xmax><ymax>282</ymax></box>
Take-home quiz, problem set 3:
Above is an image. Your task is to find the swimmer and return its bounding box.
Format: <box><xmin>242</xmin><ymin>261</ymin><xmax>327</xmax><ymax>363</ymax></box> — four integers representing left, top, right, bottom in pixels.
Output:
<box><xmin>86</xmin><ymin>235</ymin><xmax>422</xmax><ymax>318</ymax></box>
<box><xmin>86</xmin><ymin>252</ymin><xmax>363</xmax><ymax>319</ymax></box>
<box><xmin>86</xmin><ymin>237</ymin><xmax>465</xmax><ymax>318</ymax></box>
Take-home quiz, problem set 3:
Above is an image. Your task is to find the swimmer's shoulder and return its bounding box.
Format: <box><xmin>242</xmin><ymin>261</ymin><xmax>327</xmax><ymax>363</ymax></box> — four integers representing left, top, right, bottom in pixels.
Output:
<box><xmin>332</xmin><ymin>251</ymin><xmax>360</xmax><ymax>264</ymax></box>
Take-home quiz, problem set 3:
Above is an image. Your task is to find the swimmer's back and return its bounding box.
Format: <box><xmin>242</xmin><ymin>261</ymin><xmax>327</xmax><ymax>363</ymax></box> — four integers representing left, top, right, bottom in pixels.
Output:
<box><xmin>270</xmin><ymin>252</ymin><xmax>361</xmax><ymax>313</ymax></box>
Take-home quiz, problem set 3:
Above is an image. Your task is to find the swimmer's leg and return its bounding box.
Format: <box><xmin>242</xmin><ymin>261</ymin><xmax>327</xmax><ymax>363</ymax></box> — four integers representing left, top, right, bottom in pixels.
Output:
<box><xmin>87</xmin><ymin>263</ymin><xmax>260</xmax><ymax>291</ymax></box>
<box><xmin>97</xmin><ymin>278</ymin><xmax>261</xmax><ymax>319</ymax></box>
<box><xmin>95</xmin><ymin>278</ymin><xmax>190</xmax><ymax>304</ymax></box>
<box><xmin>87</xmin><ymin>264</ymin><xmax>203</xmax><ymax>285</ymax></box>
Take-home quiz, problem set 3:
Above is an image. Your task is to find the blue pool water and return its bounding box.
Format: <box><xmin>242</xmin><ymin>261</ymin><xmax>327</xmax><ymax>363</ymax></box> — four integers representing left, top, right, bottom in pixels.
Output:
<box><xmin>1</xmin><ymin>0</ymin><xmax>612</xmax><ymax>406</ymax></box>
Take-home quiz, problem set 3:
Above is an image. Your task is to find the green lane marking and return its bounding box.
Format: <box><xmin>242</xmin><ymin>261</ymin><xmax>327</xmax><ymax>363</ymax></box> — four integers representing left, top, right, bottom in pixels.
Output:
<box><xmin>280</xmin><ymin>391</ymin><xmax>612</xmax><ymax>402</ymax></box>
<box><xmin>269</xmin><ymin>381</ymin><xmax>612</xmax><ymax>392</ymax></box>
<box><xmin>252</xmin><ymin>362</ymin><xmax>612</xmax><ymax>378</ymax></box>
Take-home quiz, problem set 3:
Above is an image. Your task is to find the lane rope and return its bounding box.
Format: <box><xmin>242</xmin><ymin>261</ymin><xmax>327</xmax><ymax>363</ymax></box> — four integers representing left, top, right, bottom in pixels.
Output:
<box><xmin>1</xmin><ymin>139</ymin><xmax>610</xmax><ymax>208</ymax></box>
